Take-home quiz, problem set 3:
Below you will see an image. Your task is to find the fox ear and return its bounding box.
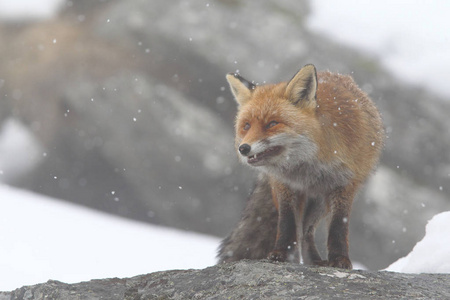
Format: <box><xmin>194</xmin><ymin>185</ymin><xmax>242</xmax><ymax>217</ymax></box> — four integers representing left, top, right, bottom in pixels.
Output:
<box><xmin>285</xmin><ymin>64</ymin><xmax>317</xmax><ymax>107</ymax></box>
<box><xmin>226</xmin><ymin>73</ymin><xmax>255</xmax><ymax>106</ymax></box>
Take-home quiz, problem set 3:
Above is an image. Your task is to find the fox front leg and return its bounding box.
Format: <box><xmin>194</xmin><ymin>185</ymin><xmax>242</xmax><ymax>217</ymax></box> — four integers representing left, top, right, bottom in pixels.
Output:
<box><xmin>301</xmin><ymin>196</ymin><xmax>328</xmax><ymax>266</ymax></box>
<box><xmin>267</xmin><ymin>182</ymin><xmax>304</xmax><ymax>262</ymax></box>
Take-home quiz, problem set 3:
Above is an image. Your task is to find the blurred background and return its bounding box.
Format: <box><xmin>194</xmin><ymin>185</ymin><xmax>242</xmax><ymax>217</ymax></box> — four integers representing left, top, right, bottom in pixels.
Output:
<box><xmin>0</xmin><ymin>0</ymin><xmax>449</xmax><ymax>271</ymax></box>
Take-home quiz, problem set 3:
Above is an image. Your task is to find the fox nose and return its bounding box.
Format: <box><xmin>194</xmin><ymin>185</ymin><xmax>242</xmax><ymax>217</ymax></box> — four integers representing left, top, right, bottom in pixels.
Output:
<box><xmin>238</xmin><ymin>144</ymin><xmax>251</xmax><ymax>156</ymax></box>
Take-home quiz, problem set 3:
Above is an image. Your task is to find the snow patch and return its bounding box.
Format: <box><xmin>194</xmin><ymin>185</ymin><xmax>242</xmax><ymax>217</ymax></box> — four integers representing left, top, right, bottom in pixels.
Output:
<box><xmin>308</xmin><ymin>0</ymin><xmax>450</xmax><ymax>98</ymax></box>
<box><xmin>0</xmin><ymin>118</ymin><xmax>44</xmax><ymax>183</ymax></box>
<box><xmin>0</xmin><ymin>184</ymin><xmax>220</xmax><ymax>291</ymax></box>
<box><xmin>386</xmin><ymin>211</ymin><xmax>450</xmax><ymax>274</ymax></box>
<box><xmin>0</xmin><ymin>0</ymin><xmax>63</xmax><ymax>20</ymax></box>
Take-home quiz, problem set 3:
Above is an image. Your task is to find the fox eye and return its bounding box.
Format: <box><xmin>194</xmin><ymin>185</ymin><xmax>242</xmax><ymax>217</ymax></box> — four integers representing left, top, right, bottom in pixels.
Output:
<box><xmin>243</xmin><ymin>123</ymin><xmax>251</xmax><ymax>131</ymax></box>
<box><xmin>266</xmin><ymin>120</ymin><xmax>279</xmax><ymax>129</ymax></box>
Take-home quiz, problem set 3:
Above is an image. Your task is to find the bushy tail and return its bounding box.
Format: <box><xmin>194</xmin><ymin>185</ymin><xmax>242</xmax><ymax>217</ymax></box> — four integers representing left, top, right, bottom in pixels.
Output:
<box><xmin>217</xmin><ymin>175</ymin><xmax>296</xmax><ymax>263</ymax></box>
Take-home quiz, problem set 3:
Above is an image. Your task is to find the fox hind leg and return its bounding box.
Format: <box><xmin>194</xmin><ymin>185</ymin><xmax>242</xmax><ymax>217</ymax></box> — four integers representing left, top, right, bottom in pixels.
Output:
<box><xmin>326</xmin><ymin>185</ymin><xmax>357</xmax><ymax>269</ymax></box>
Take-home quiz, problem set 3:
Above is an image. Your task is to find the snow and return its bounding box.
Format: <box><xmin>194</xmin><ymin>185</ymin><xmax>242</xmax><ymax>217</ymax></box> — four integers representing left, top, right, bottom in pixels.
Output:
<box><xmin>0</xmin><ymin>119</ymin><xmax>44</xmax><ymax>183</ymax></box>
<box><xmin>308</xmin><ymin>0</ymin><xmax>450</xmax><ymax>98</ymax></box>
<box><xmin>0</xmin><ymin>184</ymin><xmax>220</xmax><ymax>291</ymax></box>
<box><xmin>0</xmin><ymin>0</ymin><xmax>63</xmax><ymax>20</ymax></box>
<box><xmin>386</xmin><ymin>211</ymin><xmax>450</xmax><ymax>274</ymax></box>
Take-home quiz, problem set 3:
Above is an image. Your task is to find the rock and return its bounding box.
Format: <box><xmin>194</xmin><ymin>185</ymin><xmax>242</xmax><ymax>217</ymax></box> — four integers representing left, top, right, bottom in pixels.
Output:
<box><xmin>1</xmin><ymin>261</ymin><xmax>449</xmax><ymax>299</ymax></box>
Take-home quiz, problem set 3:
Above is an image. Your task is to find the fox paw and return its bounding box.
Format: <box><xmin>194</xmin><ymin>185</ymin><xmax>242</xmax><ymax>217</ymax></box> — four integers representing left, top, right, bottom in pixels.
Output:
<box><xmin>267</xmin><ymin>250</ymin><xmax>287</xmax><ymax>262</ymax></box>
<box><xmin>328</xmin><ymin>255</ymin><xmax>353</xmax><ymax>269</ymax></box>
<box><xmin>312</xmin><ymin>259</ymin><xmax>329</xmax><ymax>267</ymax></box>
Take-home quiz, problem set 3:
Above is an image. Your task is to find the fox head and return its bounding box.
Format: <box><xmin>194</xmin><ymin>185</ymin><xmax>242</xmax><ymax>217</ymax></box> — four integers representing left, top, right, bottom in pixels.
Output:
<box><xmin>226</xmin><ymin>64</ymin><xmax>320</xmax><ymax>170</ymax></box>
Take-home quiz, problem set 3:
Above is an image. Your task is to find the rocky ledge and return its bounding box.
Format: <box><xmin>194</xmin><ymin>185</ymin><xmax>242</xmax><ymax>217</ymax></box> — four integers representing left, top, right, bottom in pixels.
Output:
<box><xmin>1</xmin><ymin>260</ymin><xmax>449</xmax><ymax>299</ymax></box>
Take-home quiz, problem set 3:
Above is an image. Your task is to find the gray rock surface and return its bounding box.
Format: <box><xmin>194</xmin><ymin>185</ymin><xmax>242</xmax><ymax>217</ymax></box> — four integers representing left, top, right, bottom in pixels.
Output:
<box><xmin>0</xmin><ymin>0</ymin><xmax>449</xmax><ymax>270</ymax></box>
<box><xmin>1</xmin><ymin>261</ymin><xmax>449</xmax><ymax>299</ymax></box>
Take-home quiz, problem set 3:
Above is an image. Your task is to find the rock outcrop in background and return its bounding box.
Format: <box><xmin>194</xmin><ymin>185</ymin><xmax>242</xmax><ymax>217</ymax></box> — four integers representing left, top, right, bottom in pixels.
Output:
<box><xmin>1</xmin><ymin>261</ymin><xmax>449</xmax><ymax>299</ymax></box>
<box><xmin>0</xmin><ymin>0</ymin><xmax>449</xmax><ymax>270</ymax></box>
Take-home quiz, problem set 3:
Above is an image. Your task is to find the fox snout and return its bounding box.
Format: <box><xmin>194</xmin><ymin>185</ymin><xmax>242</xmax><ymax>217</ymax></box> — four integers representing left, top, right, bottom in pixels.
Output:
<box><xmin>238</xmin><ymin>144</ymin><xmax>251</xmax><ymax>156</ymax></box>
<box><xmin>237</xmin><ymin>141</ymin><xmax>284</xmax><ymax>166</ymax></box>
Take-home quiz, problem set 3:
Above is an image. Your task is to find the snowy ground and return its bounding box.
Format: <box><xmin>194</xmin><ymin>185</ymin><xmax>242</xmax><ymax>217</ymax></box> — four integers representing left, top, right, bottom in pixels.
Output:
<box><xmin>385</xmin><ymin>211</ymin><xmax>450</xmax><ymax>274</ymax></box>
<box><xmin>0</xmin><ymin>184</ymin><xmax>220</xmax><ymax>291</ymax></box>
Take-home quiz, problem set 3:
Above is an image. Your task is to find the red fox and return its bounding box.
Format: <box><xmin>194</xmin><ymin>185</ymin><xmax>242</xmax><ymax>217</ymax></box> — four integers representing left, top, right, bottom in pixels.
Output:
<box><xmin>218</xmin><ymin>64</ymin><xmax>384</xmax><ymax>269</ymax></box>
